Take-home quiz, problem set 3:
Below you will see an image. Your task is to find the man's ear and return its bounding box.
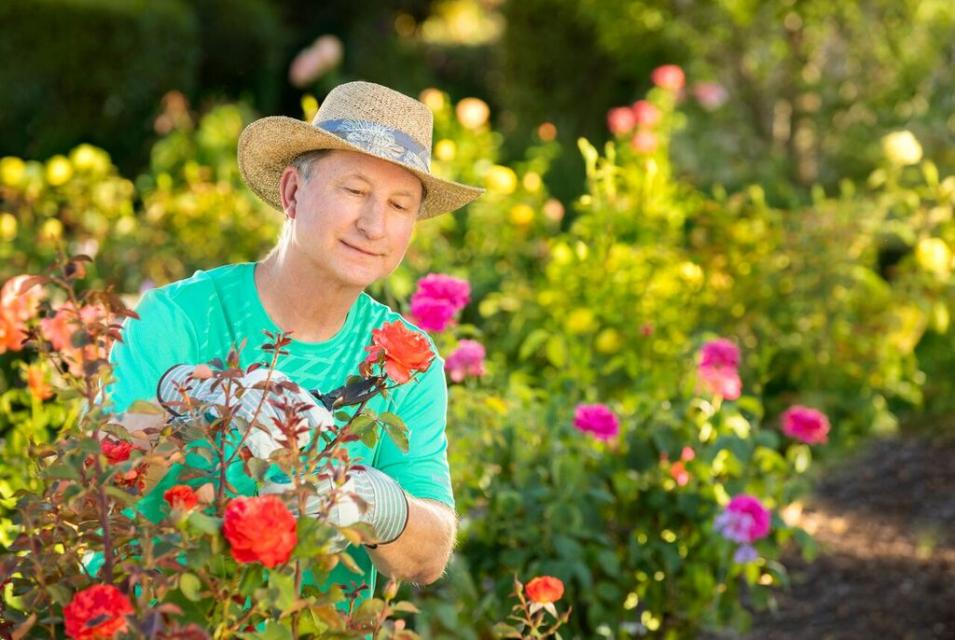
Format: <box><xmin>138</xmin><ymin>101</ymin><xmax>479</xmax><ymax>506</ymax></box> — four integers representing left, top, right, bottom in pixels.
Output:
<box><xmin>278</xmin><ymin>166</ymin><xmax>300</xmax><ymax>219</ymax></box>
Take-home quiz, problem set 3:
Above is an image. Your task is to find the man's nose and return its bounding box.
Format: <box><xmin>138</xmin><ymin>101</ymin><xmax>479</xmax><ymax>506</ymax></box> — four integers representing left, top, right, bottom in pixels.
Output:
<box><xmin>357</xmin><ymin>196</ymin><xmax>387</xmax><ymax>238</ymax></box>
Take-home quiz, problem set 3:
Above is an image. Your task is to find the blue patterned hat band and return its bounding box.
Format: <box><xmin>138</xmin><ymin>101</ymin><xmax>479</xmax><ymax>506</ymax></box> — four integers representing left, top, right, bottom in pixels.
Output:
<box><xmin>319</xmin><ymin>118</ymin><xmax>431</xmax><ymax>172</ymax></box>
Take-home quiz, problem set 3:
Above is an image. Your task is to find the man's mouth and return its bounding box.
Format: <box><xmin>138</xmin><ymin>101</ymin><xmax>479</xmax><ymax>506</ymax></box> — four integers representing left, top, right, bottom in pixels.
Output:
<box><xmin>340</xmin><ymin>240</ymin><xmax>381</xmax><ymax>257</ymax></box>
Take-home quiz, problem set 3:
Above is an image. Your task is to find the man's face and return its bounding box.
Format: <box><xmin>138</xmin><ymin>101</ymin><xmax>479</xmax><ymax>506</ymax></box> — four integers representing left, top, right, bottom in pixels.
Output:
<box><xmin>281</xmin><ymin>150</ymin><xmax>423</xmax><ymax>291</ymax></box>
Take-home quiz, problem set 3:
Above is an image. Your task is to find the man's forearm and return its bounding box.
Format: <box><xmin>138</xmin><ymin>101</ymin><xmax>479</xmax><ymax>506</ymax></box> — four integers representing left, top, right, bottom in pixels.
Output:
<box><xmin>367</xmin><ymin>496</ymin><xmax>456</xmax><ymax>585</ymax></box>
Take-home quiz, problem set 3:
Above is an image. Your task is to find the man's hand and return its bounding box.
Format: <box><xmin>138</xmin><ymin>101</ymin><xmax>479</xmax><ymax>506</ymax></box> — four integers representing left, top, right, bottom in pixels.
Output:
<box><xmin>156</xmin><ymin>363</ymin><xmax>334</xmax><ymax>459</ymax></box>
<box><xmin>260</xmin><ymin>465</ymin><xmax>409</xmax><ymax>547</ymax></box>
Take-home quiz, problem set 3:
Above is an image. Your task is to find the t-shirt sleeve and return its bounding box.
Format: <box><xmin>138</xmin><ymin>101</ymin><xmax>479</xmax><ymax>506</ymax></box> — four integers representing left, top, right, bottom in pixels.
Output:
<box><xmin>375</xmin><ymin>352</ymin><xmax>455</xmax><ymax>510</ymax></box>
<box><xmin>106</xmin><ymin>288</ymin><xmax>200</xmax><ymax>415</ymax></box>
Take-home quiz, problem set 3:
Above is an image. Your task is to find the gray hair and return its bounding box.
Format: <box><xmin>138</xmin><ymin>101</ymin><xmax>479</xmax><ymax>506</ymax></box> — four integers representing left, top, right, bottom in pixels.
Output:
<box><xmin>290</xmin><ymin>149</ymin><xmax>334</xmax><ymax>181</ymax></box>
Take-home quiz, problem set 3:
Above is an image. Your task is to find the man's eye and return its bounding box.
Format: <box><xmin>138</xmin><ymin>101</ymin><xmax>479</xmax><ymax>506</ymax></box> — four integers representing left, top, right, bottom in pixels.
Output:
<box><xmin>345</xmin><ymin>187</ymin><xmax>364</xmax><ymax>195</ymax></box>
<box><xmin>391</xmin><ymin>201</ymin><xmax>408</xmax><ymax>211</ymax></box>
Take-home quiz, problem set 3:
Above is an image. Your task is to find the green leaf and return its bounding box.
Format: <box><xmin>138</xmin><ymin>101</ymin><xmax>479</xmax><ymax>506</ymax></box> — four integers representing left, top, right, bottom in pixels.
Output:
<box><xmin>380</xmin><ymin>414</ymin><xmax>409</xmax><ymax>453</ymax></box>
<box><xmin>258</xmin><ymin>621</ymin><xmax>293</xmax><ymax>640</ymax></box>
<box><xmin>353</xmin><ymin>598</ymin><xmax>385</xmax><ymax>625</ymax></box>
<box><xmin>104</xmin><ymin>486</ymin><xmax>139</xmax><ymax>507</ymax></box>
<box><xmin>544</xmin><ymin>335</ymin><xmax>567</xmax><ymax>367</ymax></box>
<box><xmin>268</xmin><ymin>570</ymin><xmax>297</xmax><ymax>611</ymax></box>
<box><xmin>238</xmin><ymin>565</ymin><xmax>264</xmax><ymax>597</ymax></box>
<box><xmin>518</xmin><ymin>329</ymin><xmax>550</xmax><ymax>361</ymax></box>
<box><xmin>492</xmin><ymin>622</ymin><xmax>523</xmax><ymax>639</ymax></box>
<box><xmin>179</xmin><ymin>572</ymin><xmax>203</xmax><ymax>602</ymax></box>
<box><xmin>128</xmin><ymin>400</ymin><xmax>165</xmax><ymax>415</ymax></box>
<box><xmin>187</xmin><ymin>511</ymin><xmax>222</xmax><ymax>536</ymax></box>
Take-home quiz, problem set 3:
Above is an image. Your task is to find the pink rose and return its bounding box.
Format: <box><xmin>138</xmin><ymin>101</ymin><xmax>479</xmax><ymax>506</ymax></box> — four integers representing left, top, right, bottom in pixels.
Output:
<box><xmin>631</xmin><ymin>100</ymin><xmax>661</xmax><ymax>127</ymax></box>
<box><xmin>573</xmin><ymin>403</ymin><xmax>620</xmax><ymax>441</ymax></box>
<box><xmin>697</xmin><ymin>338</ymin><xmax>742</xmax><ymax>400</ymax></box>
<box><xmin>607</xmin><ymin>106</ymin><xmax>637</xmax><ymax>135</ymax></box>
<box><xmin>651</xmin><ymin>64</ymin><xmax>685</xmax><ymax>91</ymax></box>
<box><xmin>692</xmin><ymin>81</ymin><xmax>728</xmax><ymax>110</ymax></box>
<box><xmin>781</xmin><ymin>405</ymin><xmax>830</xmax><ymax>444</ymax></box>
<box><xmin>714</xmin><ymin>494</ymin><xmax>771</xmax><ymax>544</ymax></box>
<box><xmin>445</xmin><ymin>339</ymin><xmax>486</xmax><ymax>383</ymax></box>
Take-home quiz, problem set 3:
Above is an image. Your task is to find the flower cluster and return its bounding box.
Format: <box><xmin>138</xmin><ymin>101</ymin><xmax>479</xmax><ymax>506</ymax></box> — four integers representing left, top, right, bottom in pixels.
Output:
<box><xmin>409</xmin><ymin>273</ymin><xmax>471</xmax><ymax>332</ymax></box>
<box><xmin>606</xmin><ymin>64</ymin><xmax>685</xmax><ymax>153</ymax></box>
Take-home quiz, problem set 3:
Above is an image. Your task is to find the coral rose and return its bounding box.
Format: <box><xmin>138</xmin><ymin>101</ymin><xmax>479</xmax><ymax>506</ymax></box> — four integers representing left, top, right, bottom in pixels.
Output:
<box><xmin>525</xmin><ymin>576</ymin><xmax>564</xmax><ymax>604</ymax></box>
<box><xmin>363</xmin><ymin>320</ymin><xmax>435</xmax><ymax>384</ymax></box>
<box><xmin>651</xmin><ymin>64</ymin><xmax>685</xmax><ymax>91</ymax></box>
<box><xmin>63</xmin><ymin>584</ymin><xmax>133</xmax><ymax>640</ymax></box>
<box><xmin>781</xmin><ymin>405</ymin><xmax>830</xmax><ymax>444</ymax></box>
<box><xmin>631</xmin><ymin>100</ymin><xmax>661</xmax><ymax>127</ymax></box>
<box><xmin>607</xmin><ymin>106</ymin><xmax>637</xmax><ymax>135</ymax></box>
<box><xmin>164</xmin><ymin>484</ymin><xmax>199</xmax><ymax>511</ymax></box>
<box><xmin>223</xmin><ymin>495</ymin><xmax>297</xmax><ymax>568</ymax></box>
<box><xmin>100</xmin><ymin>439</ymin><xmax>134</xmax><ymax>465</ymax></box>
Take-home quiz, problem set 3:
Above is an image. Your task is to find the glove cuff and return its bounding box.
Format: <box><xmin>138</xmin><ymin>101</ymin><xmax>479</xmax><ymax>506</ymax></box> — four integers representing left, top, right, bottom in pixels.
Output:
<box><xmin>353</xmin><ymin>466</ymin><xmax>409</xmax><ymax>545</ymax></box>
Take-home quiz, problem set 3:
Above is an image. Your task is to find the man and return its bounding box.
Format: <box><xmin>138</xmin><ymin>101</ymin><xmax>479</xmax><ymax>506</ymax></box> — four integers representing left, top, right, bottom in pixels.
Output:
<box><xmin>107</xmin><ymin>81</ymin><xmax>483</xmax><ymax>599</ymax></box>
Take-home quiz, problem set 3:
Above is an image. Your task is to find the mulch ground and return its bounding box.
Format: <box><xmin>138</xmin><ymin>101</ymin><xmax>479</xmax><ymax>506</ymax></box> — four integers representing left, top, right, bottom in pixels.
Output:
<box><xmin>739</xmin><ymin>430</ymin><xmax>955</xmax><ymax>640</ymax></box>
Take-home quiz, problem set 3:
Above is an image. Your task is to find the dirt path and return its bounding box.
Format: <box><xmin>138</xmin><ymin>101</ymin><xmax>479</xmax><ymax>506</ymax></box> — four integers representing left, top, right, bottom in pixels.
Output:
<box><xmin>741</xmin><ymin>433</ymin><xmax>955</xmax><ymax>640</ymax></box>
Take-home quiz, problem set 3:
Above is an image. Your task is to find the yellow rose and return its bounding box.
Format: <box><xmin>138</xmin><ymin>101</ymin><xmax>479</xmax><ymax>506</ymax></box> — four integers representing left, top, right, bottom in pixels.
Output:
<box><xmin>595</xmin><ymin>328</ymin><xmax>622</xmax><ymax>354</ymax></box>
<box><xmin>509</xmin><ymin>203</ymin><xmax>534</xmax><ymax>226</ymax></box>
<box><xmin>46</xmin><ymin>155</ymin><xmax>73</xmax><ymax>186</ymax></box>
<box><xmin>434</xmin><ymin>139</ymin><xmax>456</xmax><ymax>162</ymax></box>
<box><xmin>0</xmin><ymin>157</ymin><xmax>25</xmax><ymax>186</ymax></box>
<box><xmin>419</xmin><ymin>88</ymin><xmax>446</xmax><ymax>112</ymax></box>
<box><xmin>915</xmin><ymin>237</ymin><xmax>951</xmax><ymax>277</ymax></box>
<box><xmin>0</xmin><ymin>213</ymin><xmax>17</xmax><ymax>240</ymax></box>
<box><xmin>522</xmin><ymin>171</ymin><xmax>542</xmax><ymax>193</ymax></box>
<box><xmin>564</xmin><ymin>308</ymin><xmax>597</xmax><ymax>335</ymax></box>
<box><xmin>455</xmin><ymin>97</ymin><xmax>490</xmax><ymax>129</ymax></box>
<box><xmin>882</xmin><ymin>130</ymin><xmax>923</xmax><ymax>167</ymax></box>
<box><xmin>40</xmin><ymin>218</ymin><xmax>63</xmax><ymax>241</ymax></box>
<box><xmin>484</xmin><ymin>165</ymin><xmax>517</xmax><ymax>194</ymax></box>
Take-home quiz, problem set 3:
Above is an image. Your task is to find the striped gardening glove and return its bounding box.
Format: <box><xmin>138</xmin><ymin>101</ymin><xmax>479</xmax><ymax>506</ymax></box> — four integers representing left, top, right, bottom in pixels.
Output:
<box><xmin>156</xmin><ymin>363</ymin><xmax>334</xmax><ymax>459</ymax></box>
<box><xmin>259</xmin><ymin>465</ymin><xmax>409</xmax><ymax>548</ymax></box>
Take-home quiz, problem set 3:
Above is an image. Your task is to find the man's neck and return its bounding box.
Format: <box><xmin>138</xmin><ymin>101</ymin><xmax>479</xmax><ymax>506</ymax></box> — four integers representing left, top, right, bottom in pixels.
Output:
<box><xmin>254</xmin><ymin>253</ymin><xmax>359</xmax><ymax>343</ymax></box>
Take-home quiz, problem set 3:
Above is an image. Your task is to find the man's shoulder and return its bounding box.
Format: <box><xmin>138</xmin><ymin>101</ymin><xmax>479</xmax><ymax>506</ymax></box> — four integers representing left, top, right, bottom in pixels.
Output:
<box><xmin>143</xmin><ymin>263</ymin><xmax>251</xmax><ymax>310</ymax></box>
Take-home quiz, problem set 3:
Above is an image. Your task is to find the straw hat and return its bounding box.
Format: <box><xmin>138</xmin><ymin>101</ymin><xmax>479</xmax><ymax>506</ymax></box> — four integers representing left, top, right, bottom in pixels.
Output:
<box><xmin>238</xmin><ymin>81</ymin><xmax>484</xmax><ymax>219</ymax></box>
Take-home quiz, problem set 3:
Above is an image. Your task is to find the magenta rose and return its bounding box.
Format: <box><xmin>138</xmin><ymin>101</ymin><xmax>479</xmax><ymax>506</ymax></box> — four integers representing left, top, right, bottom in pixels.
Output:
<box><xmin>714</xmin><ymin>494</ymin><xmax>771</xmax><ymax>544</ymax></box>
<box><xmin>409</xmin><ymin>273</ymin><xmax>470</xmax><ymax>332</ymax></box>
<box><xmin>573</xmin><ymin>403</ymin><xmax>620</xmax><ymax>441</ymax></box>
<box><xmin>781</xmin><ymin>405</ymin><xmax>830</xmax><ymax>444</ymax></box>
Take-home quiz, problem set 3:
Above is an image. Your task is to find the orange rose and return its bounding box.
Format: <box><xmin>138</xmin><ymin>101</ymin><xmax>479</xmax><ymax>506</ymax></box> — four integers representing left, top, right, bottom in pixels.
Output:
<box><xmin>164</xmin><ymin>485</ymin><xmax>199</xmax><ymax>511</ymax></box>
<box><xmin>525</xmin><ymin>576</ymin><xmax>564</xmax><ymax>604</ymax></box>
<box><xmin>25</xmin><ymin>363</ymin><xmax>53</xmax><ymax>400</ymax></box>
<box><xmin>0</xmin><ymin>274</ymin><xmax>43</xmax><ymax>353</ymax></box>
<box><xmin>223</xmin><ymin>496</ymin><xmax>297</xmax><ymax>568</ymax></box>
<box><xmin>63</xmin><ymin>584</ymin><xmax>133</xmax><ymax>640</ymax></box>
<box><xmin>362</xmin><ymin>320</ymin><xmax>435</xmax><ymax>384</ymax></box>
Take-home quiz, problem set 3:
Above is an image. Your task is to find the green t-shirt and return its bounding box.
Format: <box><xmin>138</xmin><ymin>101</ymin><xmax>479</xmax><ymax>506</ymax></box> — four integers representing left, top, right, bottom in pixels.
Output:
<box><xmin>106</xmin><ymin>262</ymin><xmax>454</xmax><ymax>606</ymax></box>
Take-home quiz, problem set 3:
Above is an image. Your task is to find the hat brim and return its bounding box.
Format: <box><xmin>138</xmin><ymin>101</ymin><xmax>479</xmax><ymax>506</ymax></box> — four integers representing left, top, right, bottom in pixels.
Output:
<box><xmin>237</xmin><ymin>116</ymin><xmax>484</xmax><ymax>219</ymax></box>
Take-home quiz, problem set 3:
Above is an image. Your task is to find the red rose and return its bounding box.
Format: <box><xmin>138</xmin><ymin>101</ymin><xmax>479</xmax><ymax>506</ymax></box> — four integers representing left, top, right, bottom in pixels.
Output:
<box><xmin>100</xmin><ymin>439</ymin><xmax>133</xmax><ymax>464</ymax></box>
<box><xmin>163</xmin><ymin>485</ymin><xmax>199</xmax><ymax>511</ymax></box>
<box><xmin>525</xmin><ymin>576</ymin><xmax>564</xmax><ymax>604</ymax></box>
<box><xmin>223</xmin><ymin>496</ymin><xmax>297</xmax><ymax>568</ymax></box>
<box><xmin>63</xmin><ymin>584</ymin><xmax>133</xmax><ymax>640</ymax></box>
<box><xmin>362</xmin><ymin>320</ymin><xmax>435</xmax><ymax>384</ymax></box>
